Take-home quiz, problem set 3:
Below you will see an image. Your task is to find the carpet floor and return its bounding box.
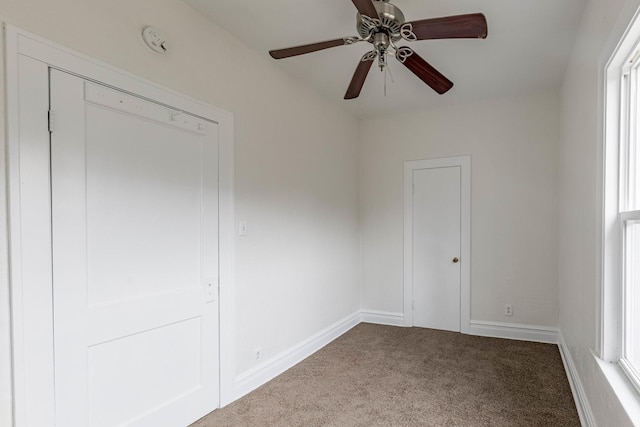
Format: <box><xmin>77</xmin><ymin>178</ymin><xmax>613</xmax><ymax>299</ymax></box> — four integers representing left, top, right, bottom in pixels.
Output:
<box><xmin>192</xmin><ymin>323</ymin><xmax>580</xmax><ymax>426</ymax></box>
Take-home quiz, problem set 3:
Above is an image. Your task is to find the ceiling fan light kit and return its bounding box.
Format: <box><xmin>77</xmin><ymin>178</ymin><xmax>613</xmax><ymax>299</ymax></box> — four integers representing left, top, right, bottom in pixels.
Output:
<box><xmin>269</xmin><ymin>0</ymin><xmax>487</xmax><ymax>100</ymax></box>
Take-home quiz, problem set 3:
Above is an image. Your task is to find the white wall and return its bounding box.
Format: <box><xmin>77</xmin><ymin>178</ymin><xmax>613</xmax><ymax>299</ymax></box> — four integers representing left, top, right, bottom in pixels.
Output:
<box><xmin>559</xmin><ymin>0</ymin><xmax>635</xmax><ymax>424</ymax></box>
<box><xmin>0</xmin><ymin>1</ymin><xmax>361</xmax><ymax>425</ymax></box>
<box><xmin>359</xmin><ymin>92</ymin><xmax>560</xmax><ymax>326</ymax></box>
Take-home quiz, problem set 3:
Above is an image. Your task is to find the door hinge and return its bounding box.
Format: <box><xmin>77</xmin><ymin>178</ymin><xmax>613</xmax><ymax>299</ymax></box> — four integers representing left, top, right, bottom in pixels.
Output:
<box><xmin>48</xmin><ymin>110</ymin><xmax>55</xmax><ymax>133</ymax></box>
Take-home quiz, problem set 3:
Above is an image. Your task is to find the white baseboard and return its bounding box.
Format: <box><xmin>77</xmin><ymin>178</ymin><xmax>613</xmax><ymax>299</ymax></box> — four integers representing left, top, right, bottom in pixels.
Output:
<box><xmin>233</xmin><ymin>312</ymin><xmax>360</xmax><ymax>400</ymax></box>
<box><xmin>360</xmin><ymin>310</ymin><xmax>405</xmax><ymax>326</ymax></box>
<box><xmin>468</xmin><ymin>320</ymin><xmax>559</xmax><ymax>344</ymax></box>
<box><xmin>558</xmin><ymin>332</ymin><xmax>596</xmax><ymax>427</ymax></box>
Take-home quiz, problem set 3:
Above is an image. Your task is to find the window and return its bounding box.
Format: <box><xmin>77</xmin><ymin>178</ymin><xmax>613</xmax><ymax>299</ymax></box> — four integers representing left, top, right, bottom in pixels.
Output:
<box><xmin>603</xmin><ymin>14</ymin><xmax>640</xmax><ymax>393</ymax></box>
<box><xmin>619</xmin><ymin>49</ymin><xmax>640</xmax><ymax>388</ymax></box>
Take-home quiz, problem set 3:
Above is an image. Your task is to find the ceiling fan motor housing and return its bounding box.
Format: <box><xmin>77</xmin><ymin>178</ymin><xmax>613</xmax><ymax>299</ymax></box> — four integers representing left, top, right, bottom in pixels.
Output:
<box><xmin>357</xmin><ymin>0</ymin><xmax>405</xmax><ymax>42</ymax></box>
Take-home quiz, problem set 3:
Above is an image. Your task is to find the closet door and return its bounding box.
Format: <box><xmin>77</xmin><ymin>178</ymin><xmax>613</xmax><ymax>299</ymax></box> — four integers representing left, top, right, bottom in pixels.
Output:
<box><xmin>50</xmin><ymin>69</ymin><xmax>220</xmax><ymax>427</ymax></box>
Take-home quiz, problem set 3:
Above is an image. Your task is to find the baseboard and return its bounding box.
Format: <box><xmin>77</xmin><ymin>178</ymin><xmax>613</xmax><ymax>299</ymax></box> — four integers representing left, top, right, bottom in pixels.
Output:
<box><xmin>468</xmin><ymin>320</ymin><xmax>559</xmax><ymax>344</ymax></box>
<box><xmin>360</xmin><ymin>310</ymin><xmax>405</xmax><ymax>326</ymax></box>
<box><xmin>558</xmin><ymin>332</ymin><xmax>596</xmax><ymax>427</ymax></box>
<box><xmin>233</xmin><ymin>312</ymin><xmax>360</xmax><ymax>400</ymax></box>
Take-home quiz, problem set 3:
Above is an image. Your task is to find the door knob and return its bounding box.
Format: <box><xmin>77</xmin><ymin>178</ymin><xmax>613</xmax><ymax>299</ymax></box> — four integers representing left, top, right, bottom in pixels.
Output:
<box><xmin>452</xmin><ymin>257</ymin><xmax>459</xmax><ymax>263</ymax></box>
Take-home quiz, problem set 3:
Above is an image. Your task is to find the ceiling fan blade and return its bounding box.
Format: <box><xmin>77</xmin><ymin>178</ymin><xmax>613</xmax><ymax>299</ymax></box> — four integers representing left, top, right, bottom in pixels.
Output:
<box><xmin>396</xmin><ymin>48</ymin><xmax>453</xmax><ymax>94</ymax></box>
<box><xmin>344</xmin><ymin>53</ymin><xmax>375</xmax><ymax>99</ymax></box>
<box><xmin>269</xmin><ymin>38</ymin><xmax>352</xmax><ymax>59</ymax></box>
<box><xmin>351</xmin><ymin>0</ymin><xmax>379</xmax><ymax>19</ymax></box>
<box><xmin>402</xmin><ymin>13</ymin><xmax>487</xmax><ymax>41</ymax></box>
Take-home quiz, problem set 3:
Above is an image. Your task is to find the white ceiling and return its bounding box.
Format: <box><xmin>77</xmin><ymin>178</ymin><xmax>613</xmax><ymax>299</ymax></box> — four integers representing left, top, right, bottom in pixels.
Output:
<box><xmin>185</xmin><ymin>0</ymin><xmax>587</xmax><ymax>118</ymax></box>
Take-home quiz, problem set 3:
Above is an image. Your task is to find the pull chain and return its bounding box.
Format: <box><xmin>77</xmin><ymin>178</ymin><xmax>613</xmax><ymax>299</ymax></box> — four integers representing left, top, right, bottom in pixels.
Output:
<box><xmin>384</xmin><ymin>57</ymin><xmax>395</xmax><ymax>97</ymax></box>
<box><xmin>384</xmin><ymin>65</ymin><xmax>387</xmax><ymax>97</ymax></box>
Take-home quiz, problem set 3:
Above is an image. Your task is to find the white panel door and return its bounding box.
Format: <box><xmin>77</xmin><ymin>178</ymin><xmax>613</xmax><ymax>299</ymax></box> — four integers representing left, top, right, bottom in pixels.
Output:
<box><xmin>50</xmin><ymin>69</ymin><xmax>219</xmax><ymax>427</ymax></box>
<box><xmin>412</xmin><ymin>166</ymin><xmax>461</xmax><ymax>332</ymax></box>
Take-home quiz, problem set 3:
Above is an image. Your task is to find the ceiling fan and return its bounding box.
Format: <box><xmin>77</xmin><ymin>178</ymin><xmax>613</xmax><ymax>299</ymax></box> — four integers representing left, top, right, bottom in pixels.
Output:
<box><xmin>269</xmin><ymin>0</ymin><xmax>487</xmax><ymax>99</ymax></box>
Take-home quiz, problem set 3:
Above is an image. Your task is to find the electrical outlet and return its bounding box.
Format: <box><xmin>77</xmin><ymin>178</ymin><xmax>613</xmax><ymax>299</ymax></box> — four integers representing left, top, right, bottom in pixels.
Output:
<box><xmin>255</xmin><ymin>347</ymin><xmax>262</xmax><ymax>361</ymax></box>
<box><xmin>504</xmin><ymin>304</ymin><xmax>513</xmax><ymax>316</ymax></box>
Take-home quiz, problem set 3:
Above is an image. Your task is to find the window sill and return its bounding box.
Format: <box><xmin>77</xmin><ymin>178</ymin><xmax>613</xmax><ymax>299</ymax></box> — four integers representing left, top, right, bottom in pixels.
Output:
<box><xmin>593</xmin><ymin>350</ymin><xmax>640</xmax><ymax>423</ymax></box>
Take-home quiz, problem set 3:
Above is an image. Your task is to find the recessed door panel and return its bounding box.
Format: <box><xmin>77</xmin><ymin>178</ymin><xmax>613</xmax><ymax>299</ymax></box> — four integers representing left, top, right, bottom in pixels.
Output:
<box><xmin>88</xmin><ymin>318</ymin><xmax>202</xmax><ymax>427</ymax></box>
<box><xmin>85</xmin><ymin>103</ymin><xmax>203</xmax><ymax>305</ymax></box>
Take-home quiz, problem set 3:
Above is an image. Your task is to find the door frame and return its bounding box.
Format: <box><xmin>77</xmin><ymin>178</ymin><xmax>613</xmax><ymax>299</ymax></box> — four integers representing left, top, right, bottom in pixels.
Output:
<box><xmin>403</xmin><ymin>156</ymin><xmax>471</xmax><ymax>333</ymax></box>
<box><xmin>5</xmin><ymin>25</ymin><xmax>235</xmax><ymax>427</ymax></box>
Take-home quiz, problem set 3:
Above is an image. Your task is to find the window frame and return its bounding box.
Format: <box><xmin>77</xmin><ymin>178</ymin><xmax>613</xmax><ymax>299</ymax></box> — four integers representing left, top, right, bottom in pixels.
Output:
<box><xmin>602</xmin><ymin>8</ymin><xmax>640</xmax><ymax>394</ymax></box>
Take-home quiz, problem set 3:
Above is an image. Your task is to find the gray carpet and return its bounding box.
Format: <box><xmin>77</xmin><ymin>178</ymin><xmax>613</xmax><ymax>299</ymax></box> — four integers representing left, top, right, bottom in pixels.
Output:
<box><xmin>192</xmin><ymin>323</ymin><xmax>580</xmax><ymax>426</ymax></box>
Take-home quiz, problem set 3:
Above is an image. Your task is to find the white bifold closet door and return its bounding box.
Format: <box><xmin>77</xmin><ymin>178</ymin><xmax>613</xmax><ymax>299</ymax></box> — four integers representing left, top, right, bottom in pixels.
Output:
<box><xmin>50</xmin><ymin>69</ymin><xmax>220</xmax><ymax>427</ymax></box>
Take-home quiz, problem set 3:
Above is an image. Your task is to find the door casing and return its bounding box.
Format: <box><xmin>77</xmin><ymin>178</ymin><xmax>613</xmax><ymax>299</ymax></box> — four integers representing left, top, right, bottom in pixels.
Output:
<box><xmin>403</xmin><ymin>156</ymin><xmax>471</xmax><ymax>332</ymax></box>
<box><xmin>5</xmin><ymin>25</ymin><xmax>235</xmax><ymax>427</ymax></box>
